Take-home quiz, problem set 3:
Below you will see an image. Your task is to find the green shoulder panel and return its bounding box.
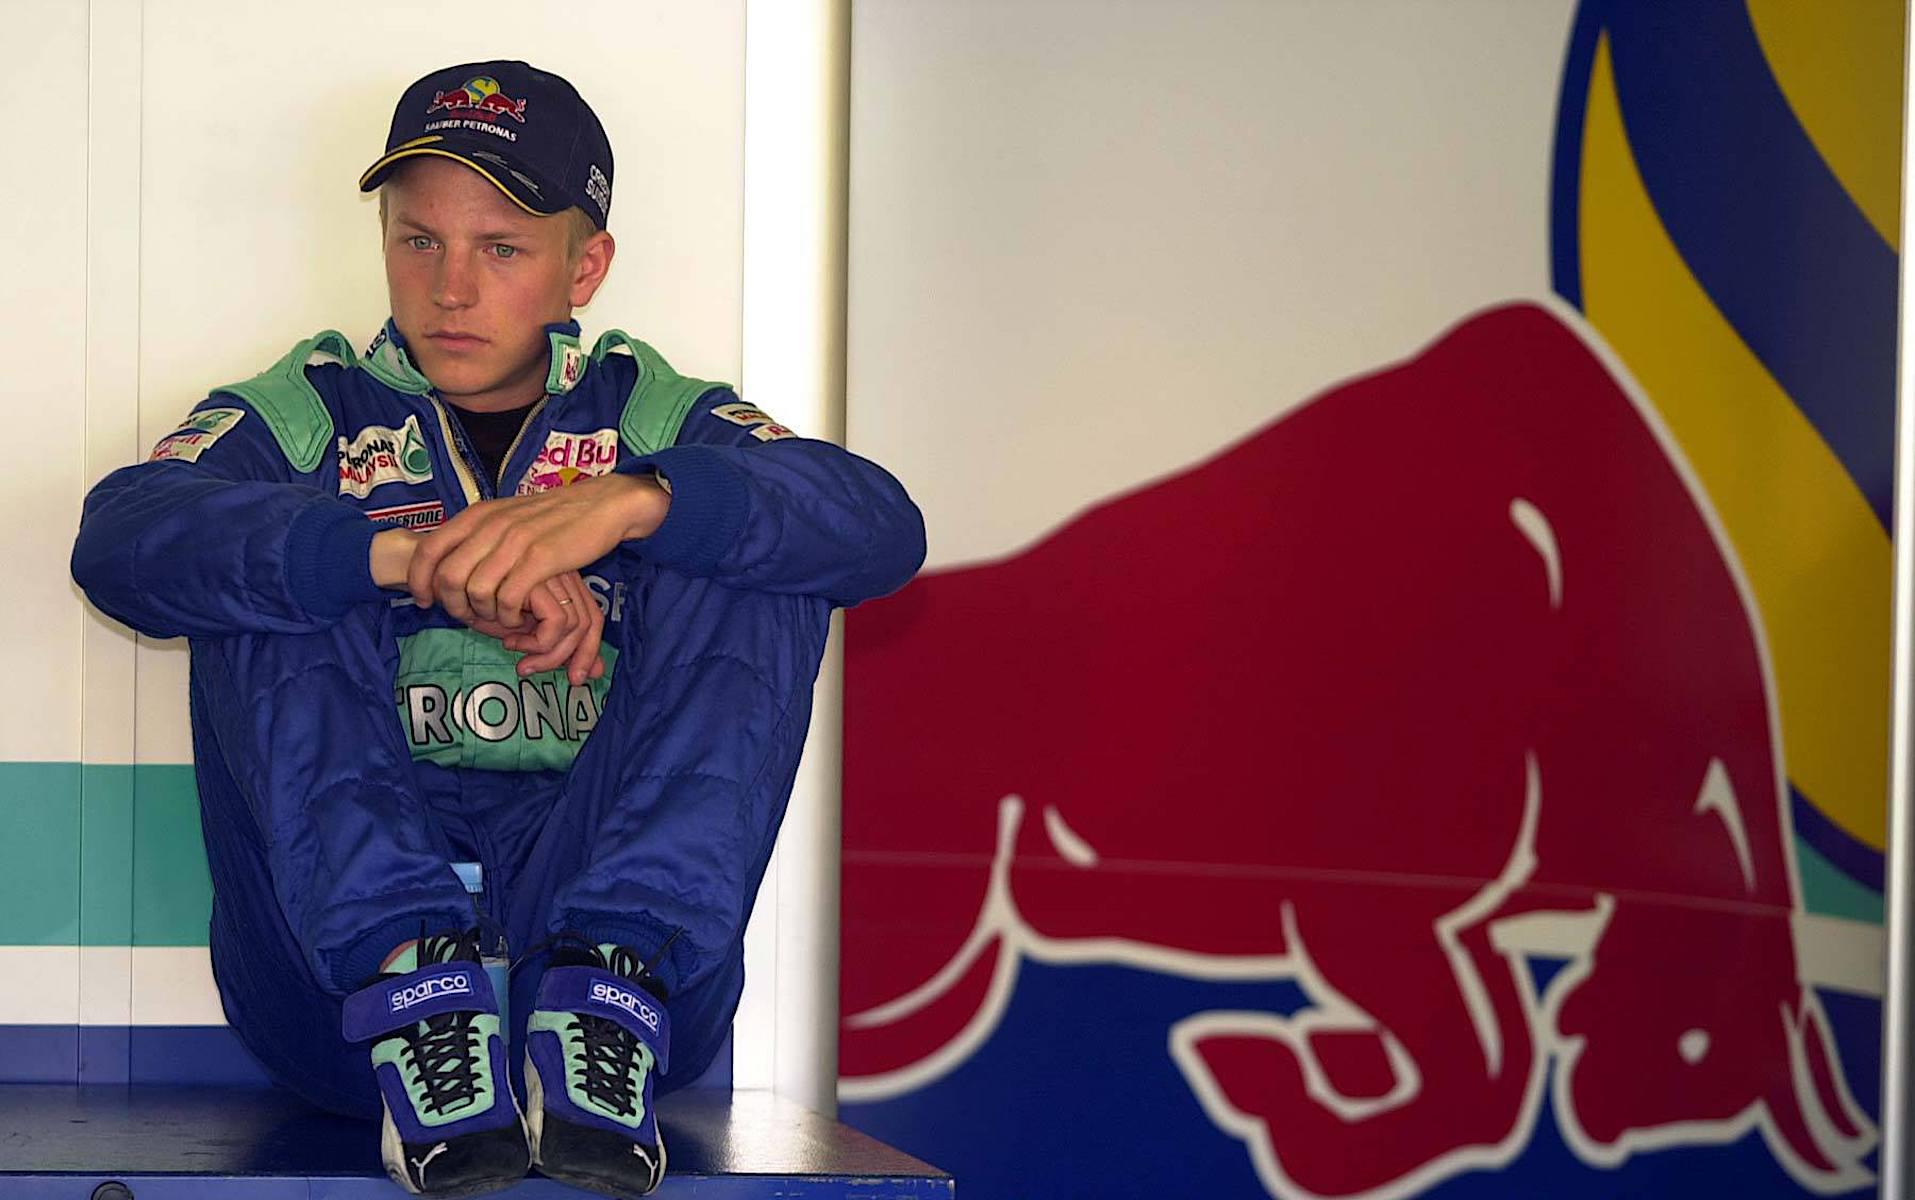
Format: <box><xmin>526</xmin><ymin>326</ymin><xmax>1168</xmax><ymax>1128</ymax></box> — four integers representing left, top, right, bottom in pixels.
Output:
<box><xmin>592</xmin><ymin>331</ymin><xmax>730</xmax><ymax>455</ymax></box>
<box><xmin>211</xmin><ymin>331</ymin><xmax>356</xmax><ymax>473</ymax></box>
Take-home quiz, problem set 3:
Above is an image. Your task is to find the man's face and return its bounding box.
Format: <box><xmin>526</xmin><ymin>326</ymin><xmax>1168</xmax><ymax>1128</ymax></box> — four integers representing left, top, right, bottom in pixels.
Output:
<box><xmin>383</xmin><ymin>157</ymin><xmax>606</xmax><ymax>410</ymax></box>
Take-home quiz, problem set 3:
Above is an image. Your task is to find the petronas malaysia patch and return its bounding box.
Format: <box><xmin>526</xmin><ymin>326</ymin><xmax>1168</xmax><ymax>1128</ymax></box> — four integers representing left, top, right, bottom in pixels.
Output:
<box><xmin>339</xmin><ymin>414</ymin><xmax>435</xmax><ymax>498</ymax></box>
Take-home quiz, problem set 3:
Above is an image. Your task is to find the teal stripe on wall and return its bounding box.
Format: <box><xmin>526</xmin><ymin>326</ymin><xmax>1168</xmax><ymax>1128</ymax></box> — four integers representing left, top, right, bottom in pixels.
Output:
<box><xmin>83</xmin><ymin>763</ymin><xmax>132</xmax><ymax>946</ymax></box>
<box><xmin>0</xmin><ymin>763</ymin><xmax>1893</xmax><ymax>947</ymax></box>
<box><xmin>0</xmin><ymin>764</ymin><xmax>210</xmax><ymax>947</ymax></box>
<box><xmin>1796</xmin><ymin>832</ymin><xmax>1885</xmax><ymax>925</ymax></box>
<box><xmin>0</xmin><ymin>764</ymin><xmax>79</xmax><ymax>944</ymax></box>
<box><xmin>132</xmin><ymin>766</ymin><xmax>213</xmax><ymax>946</ymax></box>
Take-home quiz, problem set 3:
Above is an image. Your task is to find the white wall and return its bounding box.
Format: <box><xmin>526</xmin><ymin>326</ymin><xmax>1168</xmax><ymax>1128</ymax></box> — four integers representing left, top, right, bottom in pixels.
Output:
<box><xmin>4</xmin><ymin>0</ymin><xmax>90</xmax><ymax>767</ymax></box>
<box><xmin>848</xmin><ymin>0</ymin><xmax>1576</xmax><ymax>568</ymax></box>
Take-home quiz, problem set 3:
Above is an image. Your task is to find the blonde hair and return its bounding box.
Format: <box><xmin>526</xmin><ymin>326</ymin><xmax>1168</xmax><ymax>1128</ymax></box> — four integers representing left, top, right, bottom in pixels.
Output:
<box><xmin>378</xmin><ymin>184</ymin><xmax>599</xmax><ymax>263</ymax></box>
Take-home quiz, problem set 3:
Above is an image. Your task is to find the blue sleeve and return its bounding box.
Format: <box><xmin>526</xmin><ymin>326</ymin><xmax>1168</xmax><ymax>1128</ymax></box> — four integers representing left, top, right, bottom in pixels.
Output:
<box><xmin>618</xmin><ymin>388</ymin><xmax>926</xmax><ymax>607</ymax></box>
<box><xmin>71</xmin><ymin>392</ymin><xmax>390</xmax><ymax>639</ymax></box>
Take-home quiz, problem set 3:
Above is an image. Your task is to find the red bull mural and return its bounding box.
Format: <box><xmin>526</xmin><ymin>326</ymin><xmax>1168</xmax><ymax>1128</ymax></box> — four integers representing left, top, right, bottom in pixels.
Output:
<box><xmin>839</xmin><ymin>3</ymin><xmax>1896</xmax><ymax>1197</ymax></box>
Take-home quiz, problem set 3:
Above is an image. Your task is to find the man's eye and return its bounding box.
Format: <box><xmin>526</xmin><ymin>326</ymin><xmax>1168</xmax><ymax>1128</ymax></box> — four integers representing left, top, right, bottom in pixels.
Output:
<box><xmin>493</xmin><ymin>244</ymin><xmax>519</xmax><ymax>259</ymax></box>
<box><xmin>406</xmin><ymin>235</ymin><xmax>435</xmax><ymax>251</ymax></box>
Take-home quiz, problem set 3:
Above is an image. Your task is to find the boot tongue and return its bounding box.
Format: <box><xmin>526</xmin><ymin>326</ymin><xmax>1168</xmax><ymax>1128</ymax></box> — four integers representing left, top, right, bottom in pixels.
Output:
<box><xmin>599</xmin><ymin>943</ymin><xmax>671</xmax><ymax>1003</ymax></box>
<box><xmin>379</xmin><ymin>929</ymin><xmax>477</xmax><ymax>978</ymax></box>
<box><xmin>380</xmin><ymin>940</ymin><xmax>422</xmax><ymax>975</ymax></box>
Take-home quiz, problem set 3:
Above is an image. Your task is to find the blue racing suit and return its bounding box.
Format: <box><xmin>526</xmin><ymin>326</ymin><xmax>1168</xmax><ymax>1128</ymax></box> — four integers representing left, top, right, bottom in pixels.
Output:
<box><xmin>70</xmin><ymin>320</ymin><xmax>925</xmax><ymax>1115</ymax></box>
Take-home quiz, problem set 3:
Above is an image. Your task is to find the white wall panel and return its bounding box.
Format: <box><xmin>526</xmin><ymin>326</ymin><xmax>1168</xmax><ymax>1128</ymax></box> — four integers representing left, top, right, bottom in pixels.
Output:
<box><xmin>848</xmin><ymin>0</ymin><xmax>1577</xmax><ymax>570</ymax></box>
<box><xmin>2</xmin><ymin>0</ymin><xmax>89</xmax><ymax>763</ymax></box>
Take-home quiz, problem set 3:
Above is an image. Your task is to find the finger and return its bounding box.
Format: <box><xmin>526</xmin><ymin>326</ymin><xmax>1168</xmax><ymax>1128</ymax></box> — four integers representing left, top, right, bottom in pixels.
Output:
<box><xmin>528</xmin><ymin>580</ymin><xmax>591</xmax><ymax>677</ymax></box>
<box><xmin>494</xmin><ymin>542</ymin><xmax>558</xmax><ymax>630</ymax></box>
<box><xmin>433</xmin><ymin>521</ymin><xmax>514</xmax><ymax>623</ymax></box>
<box><xmin>490</xmin><ymin>540</ymin><xmax>560</xmax><ymax>628</ymax></box>
<box><xmin>566</xmin><ymin>575</ymin><xmax>604</xmax><ymax>686</ymax></box>
<box><xmin>406</xmin><ymin>504</ymin><xmax>489</xmax><ymax>605</ymax></box>
<box><xmin>547</xmin><ymin>574</ymin><xmax>589</xmax><ymax>662</ymax></box>
<box><xmin>516</xmin><ymin>624</ymin><xmax>583</xmax><ymax>675</ymax></box>
<box><xmin>536</xmin><ymin>572</ymin><xmax>584</xmax><ymax>646</ymax></box>
<box><xmin>495</xmin><ymin>553</ymin><xmax>570</xmax><ymax>637</ymax></box>
<box><xmin>514</xmin><ymin>586</ymin><xmax>578</xmax><ymax>675</ymax></box>
<box><xmin>560</xmin><ymin>575</ymin><xmax>602</xmax><ymax>685</ymax></box>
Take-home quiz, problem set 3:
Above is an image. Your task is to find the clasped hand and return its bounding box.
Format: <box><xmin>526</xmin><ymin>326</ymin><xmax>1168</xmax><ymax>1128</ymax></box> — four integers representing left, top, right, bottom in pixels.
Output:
<box><xmin>369</xmin><ymin>473</ymin><xmax>670</xmax><ymax>685</ymax></box>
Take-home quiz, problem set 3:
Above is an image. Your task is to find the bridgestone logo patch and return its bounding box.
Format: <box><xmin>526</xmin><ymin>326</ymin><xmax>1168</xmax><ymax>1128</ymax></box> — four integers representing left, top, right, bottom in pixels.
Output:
<box><xmin>390</xmin><ymin>973</ymin><xmax>472</xmax><ymax>1013</ymax></box>
<box><xmin>366</xmin><ymin>500</ymin><xmax>446</xmax><ymax>531</ymax></box>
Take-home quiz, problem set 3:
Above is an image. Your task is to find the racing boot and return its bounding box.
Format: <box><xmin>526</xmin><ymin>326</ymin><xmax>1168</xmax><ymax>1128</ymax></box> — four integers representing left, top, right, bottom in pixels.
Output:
<box><xmin>525</xmin><ymin>939</ymin><xmax>671</xmax><ymax>1197</ymax></box>
<box><xmin>342</xmin><ymin>927</ymin><xmax>530</xmax><ymax>1197</ymax></box>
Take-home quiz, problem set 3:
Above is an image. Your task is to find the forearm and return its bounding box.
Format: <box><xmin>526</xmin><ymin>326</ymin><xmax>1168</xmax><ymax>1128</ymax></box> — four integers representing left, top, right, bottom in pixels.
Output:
<box><xmin>624</xmin><ymin>440</ymin><xmax>926</xmax><ymax>606</ymax></box>
<box><xmin>73</xmin><ymin>464</ymin><xmax>391</xmax><ymax>638</ymax></box>
<box><xmin>369</xmin><ymin>528</ymin><xmax>420</xmax><ymax>589</ymax></box>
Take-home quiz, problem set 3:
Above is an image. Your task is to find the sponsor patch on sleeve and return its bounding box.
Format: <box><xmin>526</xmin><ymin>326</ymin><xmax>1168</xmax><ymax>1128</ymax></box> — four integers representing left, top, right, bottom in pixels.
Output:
<box><xmin>711</xmin><ymin>402</ymin><xmax>780</xmax><ymax>429</ymax></box>
<box><xmin>149</xmin><ymin>407</ymin><xmax>245</xmax><ymax>463</ymax></box>
<box><xmin>749</xmin><ymin>422</ymin><xmax>798</xmax><ymax>442</ymax></box>
<box><xmin>517</xmin><ymin>427</ymin><xmax>621</xmax><ymax>495</ymax></box>
<box><xmin>364</xmin><ymin>500</ymin><xmax>446</xmax><ymax>531</ymax></box>
<box><xmin>338</xmin><ymin>415</ymin><xmax>435</xmax><ymax>498</ymax></box>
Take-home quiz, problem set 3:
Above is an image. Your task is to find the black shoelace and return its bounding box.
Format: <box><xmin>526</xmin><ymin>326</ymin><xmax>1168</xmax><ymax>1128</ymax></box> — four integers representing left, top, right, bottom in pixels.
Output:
<box><xmin>396</xmin><ymin>926</ymin><xmax>486</xmax><ymax>1117</ymax></box>
<box><xmin>573</xmin><ymin>1012</ymin><xmax>649</xmax><ymax>1117</ymax></box>
<box><xmin>405</xmin><ymin>1010</ymin><xmax>485</xmax><ymax>1116</ymax></box>
<box><xmin>574</xmin><ymin>943</ymin><xmax>650</xmax><ymax>1117</ymax></box>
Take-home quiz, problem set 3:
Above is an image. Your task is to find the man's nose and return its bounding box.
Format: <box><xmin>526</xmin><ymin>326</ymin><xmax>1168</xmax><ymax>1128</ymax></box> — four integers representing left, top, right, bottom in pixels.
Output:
<box><xmin>434</xmin><ymin>251</ymin><xmax>477</xmax><ymax>309</ymax></box>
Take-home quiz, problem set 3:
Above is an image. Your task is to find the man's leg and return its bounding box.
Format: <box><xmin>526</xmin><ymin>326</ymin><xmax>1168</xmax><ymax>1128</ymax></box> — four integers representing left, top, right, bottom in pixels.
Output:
<box><xmin>195</xmin><ymin>709</ymin><xmax>381</xmax><ymax>1118</ymax></box>
<box><xmin>500</xmin><ymin>572</ymin><xmax>829</xmax><ymax>1191</ymax></box>
<box><xmin>192</xmin><ymin>604</ymin><xmax>531</xmax><ymax>1192</ymax></box>
<box><xmin>185</xmin><ymin>604</ymin><xmax>513</xmax><ymax>1155</ymax></box>
<box><xmin>189</xmin><ymin>602</ymin><xmax>475</xmax><ymax>995</ymax></box>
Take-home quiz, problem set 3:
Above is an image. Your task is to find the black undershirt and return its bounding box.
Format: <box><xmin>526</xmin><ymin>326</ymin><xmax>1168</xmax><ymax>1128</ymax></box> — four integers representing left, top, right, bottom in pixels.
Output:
<box><xmin>447</xmin><ymin>400</ymin><xmax>538</xmax><ymax>489</ymax></box>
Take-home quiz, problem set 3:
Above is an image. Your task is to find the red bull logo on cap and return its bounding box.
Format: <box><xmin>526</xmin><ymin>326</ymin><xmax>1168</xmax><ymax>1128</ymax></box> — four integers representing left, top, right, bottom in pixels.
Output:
<box><xmin>427</xmin><ymin>76</ymin><xmax>527</xmax><ymax>123</ymax></box>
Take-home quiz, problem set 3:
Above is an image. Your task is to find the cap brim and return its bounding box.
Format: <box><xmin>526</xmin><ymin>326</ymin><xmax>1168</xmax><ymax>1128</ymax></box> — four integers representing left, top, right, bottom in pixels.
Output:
<box><xmin>358</xmin><ymin>137</ymin><xmax>563</xmax><ymax>217</ymax></box>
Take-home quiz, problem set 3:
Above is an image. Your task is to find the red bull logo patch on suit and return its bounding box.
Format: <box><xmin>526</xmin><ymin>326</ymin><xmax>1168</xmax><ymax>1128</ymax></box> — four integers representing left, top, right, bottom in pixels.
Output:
<box><xmin>517</xmin><ymin>428</ymin><xmax>619</xmax><ymax>495</ymax></box>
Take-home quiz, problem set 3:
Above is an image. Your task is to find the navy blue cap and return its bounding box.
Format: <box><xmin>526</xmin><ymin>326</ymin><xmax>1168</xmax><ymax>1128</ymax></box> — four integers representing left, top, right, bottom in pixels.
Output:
<box><xmin>359</xmin><ymin>60</ymin><xmax>614</xmax><ymax>228</ymax></box>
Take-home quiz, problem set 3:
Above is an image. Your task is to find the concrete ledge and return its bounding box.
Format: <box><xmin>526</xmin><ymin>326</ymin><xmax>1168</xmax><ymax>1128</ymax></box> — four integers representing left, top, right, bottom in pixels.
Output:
<box><xmin>0</xmin><ymin>1085</ymin><xmax>953</xmax><ymax>1198</ymax></box>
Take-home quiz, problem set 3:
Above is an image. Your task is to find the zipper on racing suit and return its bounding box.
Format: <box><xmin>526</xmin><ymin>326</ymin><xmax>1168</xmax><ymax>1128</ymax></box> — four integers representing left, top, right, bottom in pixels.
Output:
<box><xmin>415</xmin><ymin>389</ymin><xmax>557</xmax><ymax>936</ymax></box>
<box><xmin>427</xmin><ymin>394</ymin><xmax>553</xmax><ymax>501</ymax></box>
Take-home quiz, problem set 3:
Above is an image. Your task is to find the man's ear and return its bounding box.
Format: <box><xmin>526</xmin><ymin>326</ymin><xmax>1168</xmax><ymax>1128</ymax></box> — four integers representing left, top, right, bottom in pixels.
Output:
<box><xmin>570</xmin><ymin>231</ymin><xmax>616</xmax><ymax>308</ymax></box>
